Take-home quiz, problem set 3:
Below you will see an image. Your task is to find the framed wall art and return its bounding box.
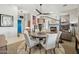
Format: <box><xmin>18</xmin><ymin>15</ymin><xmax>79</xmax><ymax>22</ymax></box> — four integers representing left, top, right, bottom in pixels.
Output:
<box><xmin>0</xmin><ymin>14</ymin><xmax>13</xmax><ymax>27</ymax></box>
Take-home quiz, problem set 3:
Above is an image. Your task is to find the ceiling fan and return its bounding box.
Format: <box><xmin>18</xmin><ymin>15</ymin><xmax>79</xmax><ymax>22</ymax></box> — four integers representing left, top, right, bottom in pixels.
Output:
<box><xmin>36</xmin><ymin>4</ymin><xmax>51</xmax><ymax>16</ymax></box>
<box><xmin>35</xmin><ymin>4</ymin><xmax>60</xmax><ymax>21</ymax></box>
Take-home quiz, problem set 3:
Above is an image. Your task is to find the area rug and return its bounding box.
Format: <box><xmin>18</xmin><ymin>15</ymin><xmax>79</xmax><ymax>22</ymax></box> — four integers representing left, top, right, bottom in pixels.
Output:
<box><xmin>17</xmin><ymin>41</ymin><xmax>65</xmax><ymax>54</ymax></box>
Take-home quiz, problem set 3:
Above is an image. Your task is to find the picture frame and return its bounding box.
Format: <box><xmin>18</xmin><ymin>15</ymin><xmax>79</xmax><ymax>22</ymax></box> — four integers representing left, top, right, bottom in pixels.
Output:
<box><xmin>0</xmin><ymin>14</ymin><xmax>13</xmax><ymax>27</ymax></box>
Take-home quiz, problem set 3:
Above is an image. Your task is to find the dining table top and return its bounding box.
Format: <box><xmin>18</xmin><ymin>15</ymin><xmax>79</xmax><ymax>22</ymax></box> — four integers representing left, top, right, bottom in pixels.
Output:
<box><xmin>30</xmin><ymin>31</ymin><xmax>57</xmax><ymax>38</ymax></box>
<box><xmin>30</xmin><ymin>32</ymin><xmax>47</xmax><ymax>38</ymax></box>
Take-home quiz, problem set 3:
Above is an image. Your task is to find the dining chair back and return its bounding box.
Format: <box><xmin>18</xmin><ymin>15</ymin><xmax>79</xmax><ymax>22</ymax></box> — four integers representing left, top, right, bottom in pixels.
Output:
<box><xmin>46</xmin><ymin>34</ymin><xmax>57</xmax><ymax>49</ymax></box>
<box><xmin>56</xmin><ymin>31</ymin><xmax>62</xmax><ymax>44</ymax></box>
<box><xmin>40</xmin><ymin>33</ymin><xmax>58</xmax><ymax>53</ymax></box>
<box><xmin>24</xmin><ymin>30</ymin><xmax>39</xmax><ymax>50</ymax></box>
<box><xmin>24</xmin><ymin>30</ymin><xmax>40</xmax><ymax>53</ymax></box>
<box><xmin>24</xmin><ymin>30</ymin><xmax>31</xmax><ymax>48</ymax></box>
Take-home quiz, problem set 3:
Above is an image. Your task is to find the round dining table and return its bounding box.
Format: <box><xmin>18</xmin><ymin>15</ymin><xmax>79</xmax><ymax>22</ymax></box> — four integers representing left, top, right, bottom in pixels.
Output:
<box><xmin>29</xmin><ymin>31</ymin><xmax>58</xmax><ymax>53</ymax></box>
<box><xmin>29</xmin><ymin>31</ymin><xmax>57</xmax><ymax>41</ymax></box>
<box><xmin>29</xmin><ymin>32</ymin><xmax>48</xmax><ymax>53</ymax></box>
<box><xmin>30</xmin><ymin>32</ymin><xmax>47</xmax><ymax>38</ymax></box>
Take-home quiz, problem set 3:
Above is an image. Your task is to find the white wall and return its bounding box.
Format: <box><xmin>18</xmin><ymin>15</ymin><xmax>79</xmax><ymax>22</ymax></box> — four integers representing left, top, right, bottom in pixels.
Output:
<box><xmin>69</xmin><ymin>8</ymin><xmax>79</xmax><ymax>33</ymax></box>
<box><xmin>24</xmin><ymin>13</ymin><xmax>30</xmax><ymax>28</ymax></box>
<box><xmin>69</xmin><ymin>8</ymin><xmax>78</xmax><ymax>24</ymax></box>
<box><xmin>62</xmin><ymin>8</ymin><xmax>79</xmax><ymax>33</ymax></box>
<box><xmin>0</xmin><ymin>5</ymin><xmax>18</xmax><ymax>39</ymax></box>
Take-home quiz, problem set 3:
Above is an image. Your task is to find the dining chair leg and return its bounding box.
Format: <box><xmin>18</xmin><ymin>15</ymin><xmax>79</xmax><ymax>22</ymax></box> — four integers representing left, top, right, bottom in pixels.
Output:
<box><xmin>57</xmin><ymin>43</ymin><xmax>60</xmax><ymax>48</ymax></box>
<box><xmin>58</xmin><ymin>44</ymin><xmax>59</xmax><ymax>48</ymax></box>
<box><xmin>39</xmin><ymin>44</ymin><xmax>41</xmax><ymax>54</ymax></box>
<box><xmin>25</xmin><ymin>43</ymin><xmax>27</xmax><ymax>51</ymax></box>
<box><xmin>57</xmin><ymin>44</ymin><xmax>59</xmax><ymax>48</ymax></box>
<box><xmin>6</xmin><ymin>45</ymin><xmax>7</xmax><ymax>54</ymax></box>
<box><xmin>40</xmin><ymin>47</ymin><xmax>41</xmax><ymax>54</ymax></box>
<box><xmin>29</xmin><ymin>48</ymin><xmax>31</xmax><ymax>54</ymax></box>
<box><xmin>6</xmin><ymin>45</ymin><xmax>7</xmax><ymax>51</ymax></box>
<box><xmin>50</xmin><ymin>49</ymin><xmax>52</xmax><ymax>54</ymax></box>
<box><xmin>45</xmin><ymin>50</ymin><xmax>47</xmax><ymax>54</ymax></box>
<box><xmin>53</xmin><ymin>48</ymin><xmax>55</xmax><ymax>54</ymax></box>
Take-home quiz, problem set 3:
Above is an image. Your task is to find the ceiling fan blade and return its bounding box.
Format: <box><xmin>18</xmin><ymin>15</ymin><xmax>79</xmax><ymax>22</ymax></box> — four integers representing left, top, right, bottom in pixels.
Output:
<box><xmin>42</xmin><ymin>13</ymin><xmax>50</xmax><ymax>15</ymax></box>
<box><xmin>44</xmin><ymin>16</ymin><xmax>59</xmax><ymax>21</ymax></box>
<box><xmin>36</xmin><ymin>9</ymin><xmax>42</xmax><ymax>14</ymax></box>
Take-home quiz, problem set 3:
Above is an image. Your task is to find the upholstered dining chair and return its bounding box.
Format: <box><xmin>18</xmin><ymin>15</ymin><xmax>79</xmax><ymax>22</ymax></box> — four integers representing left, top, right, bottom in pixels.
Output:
<box><xmin>24</xmin><ymin>30</ymin><xmax>39</xmax><ymax>54</ymax></box>
<box><xmin>40</xmin><ymin>33</ymin><xmax>58</xmax><ymax>54</ymax></box>
<box><xmin>56</xmin><ymin>31</ymin><xmax>62</xmax><ymax>48</ymax></box>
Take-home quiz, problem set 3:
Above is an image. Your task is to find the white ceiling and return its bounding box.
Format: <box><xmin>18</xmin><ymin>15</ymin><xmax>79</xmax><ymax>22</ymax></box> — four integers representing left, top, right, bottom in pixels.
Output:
<box><xmin>1</xmin><ymin>4</ymin><xmax>79</xmax><ymax>14</ymax></box>
<box><xmin>13</xmin><ymin>4</ymin><xmax>79</xmax><ymax>13</ymax></box>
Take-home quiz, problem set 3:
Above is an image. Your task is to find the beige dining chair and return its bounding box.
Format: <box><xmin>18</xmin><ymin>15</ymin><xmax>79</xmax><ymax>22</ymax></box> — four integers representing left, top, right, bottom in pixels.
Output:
<box><xmin>40</xmin><ymin>33</ymin><xmax>58</xmax><ymax>54</ymax></box>
<box><xmin>56</xmin><ymin>31</ymin><xmax>62</xmax><ymax>48</ymax></box>
<box><xmin>24</xmin><ymin>30</ymin><xmax>39</xmax><ymax>54</ymax></box>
